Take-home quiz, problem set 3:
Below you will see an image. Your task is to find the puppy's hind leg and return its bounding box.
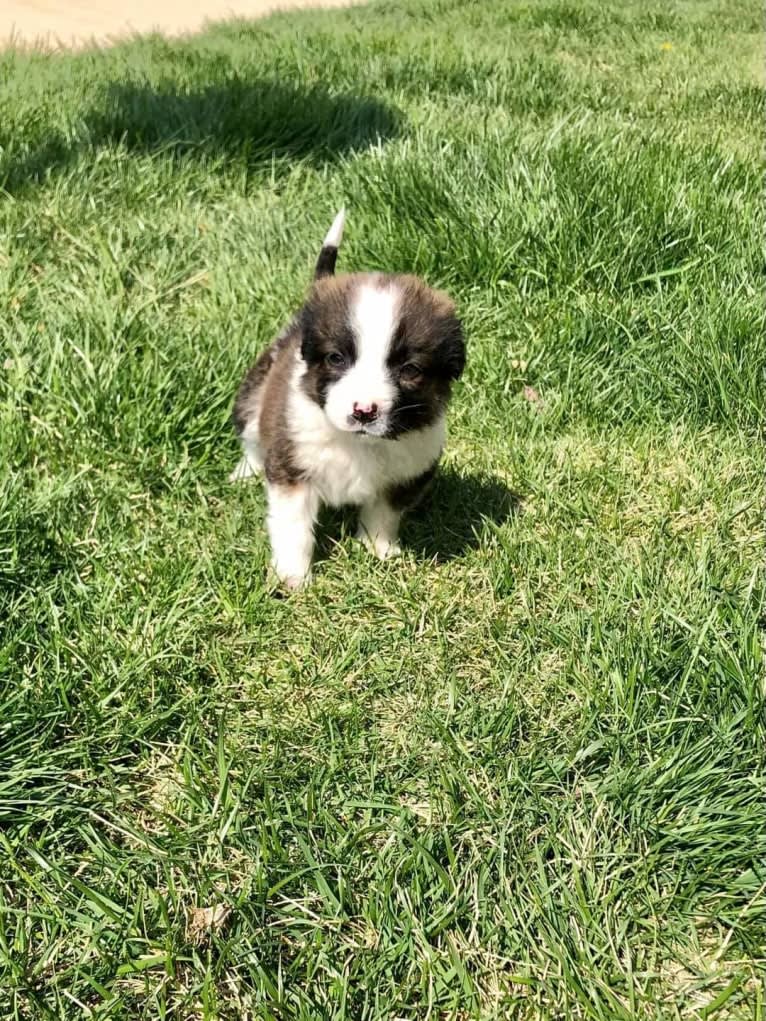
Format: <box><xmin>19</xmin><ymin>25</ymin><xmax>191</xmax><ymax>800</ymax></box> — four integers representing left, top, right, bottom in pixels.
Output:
<box><xmin>229</xmin><ymin>440</ymin><xmax>263</xmax><ymax>483</ymax></box>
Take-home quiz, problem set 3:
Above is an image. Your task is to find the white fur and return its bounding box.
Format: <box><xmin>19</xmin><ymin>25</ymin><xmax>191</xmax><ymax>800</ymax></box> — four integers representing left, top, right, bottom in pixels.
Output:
<box><xmin>324</xmin><ymin>208</ymin><xmax>345</xmax><ymax>248</ymax></box>
<box><xmin>323</xmin><ymin>282</ymin><xmax>399</xmax><ymax>434</ymax></box>
<box><xmin>267</xmin><ymin>482</ymin><xmax>319</xmax><ymax>589</ymax></box>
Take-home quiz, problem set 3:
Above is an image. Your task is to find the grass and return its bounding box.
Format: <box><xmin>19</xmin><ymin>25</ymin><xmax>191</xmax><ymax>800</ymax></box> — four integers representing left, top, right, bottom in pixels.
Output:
<box><xmin>0</xmin><ymin>0</ymin><xmax>764</xmax><ymax>1016</ymax></box>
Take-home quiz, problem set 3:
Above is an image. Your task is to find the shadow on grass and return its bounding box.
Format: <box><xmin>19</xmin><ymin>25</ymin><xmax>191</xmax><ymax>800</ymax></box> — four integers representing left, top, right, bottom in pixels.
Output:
<box><xmin>2</xmin><ymin>78</ymin><xmax>403</xmax><ymax>193</ymax></box>
<box><xmin>404</xmin><ymin>468</ymin><xmax>520</xmax><ymax>561</ymax></box>
<box><xmin>315</xmin><ymin>468</ymin><xmax>520</xmax><ymax>566</ymax></box>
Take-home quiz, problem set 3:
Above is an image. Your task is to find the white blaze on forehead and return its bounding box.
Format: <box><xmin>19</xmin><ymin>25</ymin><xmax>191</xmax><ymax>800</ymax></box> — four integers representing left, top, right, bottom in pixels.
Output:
<box><xmin>349</xmin><ymin>282</ymin><xmax>399</xmax><ymax>365</ymax></box>
<box><xmin>322</xmin><ymin>281</ymin><xmax>399</xmax><ymax>432</ymax></box>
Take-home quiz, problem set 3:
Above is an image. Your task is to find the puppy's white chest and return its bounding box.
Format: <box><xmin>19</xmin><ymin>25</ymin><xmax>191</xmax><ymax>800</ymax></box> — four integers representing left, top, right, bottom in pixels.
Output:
<box><xmin>310</xmin><ymin>440</ymin><xmax>387</xmax><ymax>505</ymax></box>
<box><xmin>290</xmin><ymin>393</ymin><xmax>444</xmax><ymax>506</ymax></box>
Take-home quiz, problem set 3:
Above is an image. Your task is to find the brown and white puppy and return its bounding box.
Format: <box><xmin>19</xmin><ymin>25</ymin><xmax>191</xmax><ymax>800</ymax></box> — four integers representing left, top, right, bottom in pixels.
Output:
<box><xmin>231</xmin><ymin>211</ymin><xmax>465</xmax><ymax>588</ymax></box>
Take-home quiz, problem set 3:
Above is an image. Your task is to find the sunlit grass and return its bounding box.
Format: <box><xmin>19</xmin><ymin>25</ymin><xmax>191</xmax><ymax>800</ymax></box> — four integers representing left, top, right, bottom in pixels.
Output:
<box><xmin>0</xmin><ymin>0</ymin><xmax>763</xmax><ymax>1017</ymax></box>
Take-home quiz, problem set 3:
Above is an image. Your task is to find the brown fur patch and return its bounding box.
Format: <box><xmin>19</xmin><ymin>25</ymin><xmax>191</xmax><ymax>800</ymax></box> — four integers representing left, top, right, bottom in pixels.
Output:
<box><xmin>232</xmin><ymin>326</ymin><xmax>294</xmax><ymax>435</ymax></box>
<box><xmin>392</xmin><ymin>275</ymin><xmax>464</xmax><ymax>380</ymax></box>
<box><xmin>233</xmin><ymin>323</ymin><xmax>305</xmax><ymax>486</ymax></box>
<box><xmin>299</xmin><ymin>275</ymin><xmax>358</xmax><ymax>407</ymax></box>
<box><xmin>386</xmin><ymin>275</ymin><xmax>464</xmax><ymax>435</ymax></box>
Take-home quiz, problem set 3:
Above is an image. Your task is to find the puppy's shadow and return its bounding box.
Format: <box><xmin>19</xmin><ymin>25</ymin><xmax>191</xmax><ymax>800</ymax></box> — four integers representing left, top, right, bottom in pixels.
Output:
<box><xmin>315</xmin><ymin>468</ymin><xmax>520</xmax><ymax>565</ymax></box>
<box><xmin>405</xmin><ymin>468</ymin><xmax>520</xmax><ymax>561</ymax></box>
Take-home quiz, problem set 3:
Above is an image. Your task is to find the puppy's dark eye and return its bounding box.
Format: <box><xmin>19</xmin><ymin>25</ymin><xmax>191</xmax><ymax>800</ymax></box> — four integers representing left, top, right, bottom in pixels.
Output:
<box><xmin>399</xmin><ymin>363</ymin><xmax>423</xmax><ymax>384</ymax></box>
<box><xmin>325</xmin><ymin>351</ymin><xmax>346</xmax><ymax>368</ymax></box>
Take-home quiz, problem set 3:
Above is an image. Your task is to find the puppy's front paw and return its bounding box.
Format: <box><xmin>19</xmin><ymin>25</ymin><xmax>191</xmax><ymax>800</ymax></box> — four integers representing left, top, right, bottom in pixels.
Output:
<box><xmin>357</xmin><ymin>528</ymin><xmax>402</xmax><ymax>561</ymax></box>
<box><xmin>270</xmin><ymin>561</ymin><xmax>312</xmax><ymax>593</ymax></box>
<box><xmin>283</xmin><ymin>572</ymin><xmax>311</xmax><ymax>591</ymax></box>
<box><xmin>375</xmin><ymin>538</ymin><xmax>402</xmax><ymax>560</ymax></box>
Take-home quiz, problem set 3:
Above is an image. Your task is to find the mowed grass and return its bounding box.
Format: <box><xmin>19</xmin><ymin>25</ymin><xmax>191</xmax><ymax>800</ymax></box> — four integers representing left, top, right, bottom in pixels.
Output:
<box><xmin>1</xmin><ymin>0</ymin><xmax>764</xmax><ymax>1017</ymax></box>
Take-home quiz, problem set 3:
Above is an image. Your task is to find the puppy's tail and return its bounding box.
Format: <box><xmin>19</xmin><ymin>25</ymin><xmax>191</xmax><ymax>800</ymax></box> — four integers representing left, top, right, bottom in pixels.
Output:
<box><xmin>314</xmin><ymin>208</ymin><xmax>345</xmax><ymax>280</ymax></box>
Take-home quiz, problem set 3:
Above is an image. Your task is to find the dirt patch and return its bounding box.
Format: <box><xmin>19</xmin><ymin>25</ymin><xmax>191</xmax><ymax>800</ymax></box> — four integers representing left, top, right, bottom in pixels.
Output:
<box><xmin>3</xmin><ymin>0</ymin><xmax>356</xmax><ymax>50</ymax></box>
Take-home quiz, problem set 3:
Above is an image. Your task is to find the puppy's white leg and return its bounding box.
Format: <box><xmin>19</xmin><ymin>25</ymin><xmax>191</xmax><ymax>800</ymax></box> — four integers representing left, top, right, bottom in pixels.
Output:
<box><xmin>267</xmin><ymin>482</ymin><xmax>318</xmax><ymax>589</ymax></box>
<box><xmin>229</xmin><ymin>440</ymin><xmax>263</xmax><ymax>483</ymax></box>
<box><xmin>358</xmin><ymin>500</ymin><xmax>402</xmax><ymax>560</ymax></box>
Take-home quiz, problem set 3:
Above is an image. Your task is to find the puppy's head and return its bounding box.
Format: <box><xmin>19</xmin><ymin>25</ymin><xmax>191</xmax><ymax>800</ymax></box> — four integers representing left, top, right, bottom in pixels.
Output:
<box><xmin>299</xmin><ymin>274</ymin><xmax>464</xmax><ymax>438</ymax></box>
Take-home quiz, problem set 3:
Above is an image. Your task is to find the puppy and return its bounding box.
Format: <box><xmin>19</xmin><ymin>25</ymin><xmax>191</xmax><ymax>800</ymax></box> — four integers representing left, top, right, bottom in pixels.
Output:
<box><xmin>231</xmin><ymin>210</ymin><xmax>465</xmax><ymax>588</ymax></box>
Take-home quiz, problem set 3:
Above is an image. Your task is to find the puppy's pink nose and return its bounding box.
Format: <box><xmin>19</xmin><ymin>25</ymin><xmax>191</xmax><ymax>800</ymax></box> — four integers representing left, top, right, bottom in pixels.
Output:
<box><xmin>352</xmin><ymin>402</ymin><xmax>378</xmax><ymax>424</ymax></box>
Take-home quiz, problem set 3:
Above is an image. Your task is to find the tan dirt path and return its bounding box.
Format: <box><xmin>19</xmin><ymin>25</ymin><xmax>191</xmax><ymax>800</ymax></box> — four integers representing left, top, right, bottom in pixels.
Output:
<box><xmin>3</xmin><ymin>0</ymin><xmax>355</xmax><ymax>49</ymax></box>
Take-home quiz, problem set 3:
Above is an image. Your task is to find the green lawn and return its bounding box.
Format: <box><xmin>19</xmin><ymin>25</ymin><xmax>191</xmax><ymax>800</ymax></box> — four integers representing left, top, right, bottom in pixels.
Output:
<box><xmin>1</xmin><ymin>0</ymin><xmax>764</xmax><ymax>1017</ymax></box>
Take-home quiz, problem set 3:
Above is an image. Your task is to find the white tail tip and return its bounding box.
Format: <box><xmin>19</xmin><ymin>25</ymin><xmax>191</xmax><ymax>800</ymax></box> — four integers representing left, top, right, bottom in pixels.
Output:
<box><xmin>323</xmin><ymin>207</ymin><xmax>346</xmax><ymax>248</ymax></box>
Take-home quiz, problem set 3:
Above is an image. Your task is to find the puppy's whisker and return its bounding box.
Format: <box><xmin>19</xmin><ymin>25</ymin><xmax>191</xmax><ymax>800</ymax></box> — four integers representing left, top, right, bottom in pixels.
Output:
<box><xmin>393</xmin><ymin>402</ymin><xmax>427</xmax><ymax>414</ymax></box>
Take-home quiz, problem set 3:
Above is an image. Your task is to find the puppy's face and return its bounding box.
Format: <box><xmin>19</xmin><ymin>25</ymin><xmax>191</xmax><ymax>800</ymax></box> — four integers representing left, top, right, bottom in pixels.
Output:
<box><xmin>300</xmin><ymin>274</ymin><xmax>464</xmax><ymax>437</ymax></box>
